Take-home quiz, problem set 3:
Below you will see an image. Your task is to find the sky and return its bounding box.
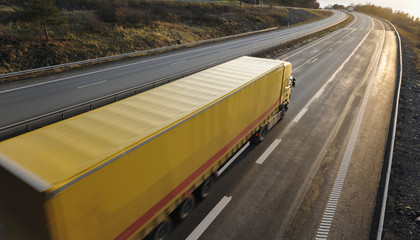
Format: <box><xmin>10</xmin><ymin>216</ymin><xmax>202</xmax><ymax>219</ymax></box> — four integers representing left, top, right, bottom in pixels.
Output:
<box><xmin>318</xmin><ymin>0</ymin><xmax>420</xmax><ymax>19</ymax></box>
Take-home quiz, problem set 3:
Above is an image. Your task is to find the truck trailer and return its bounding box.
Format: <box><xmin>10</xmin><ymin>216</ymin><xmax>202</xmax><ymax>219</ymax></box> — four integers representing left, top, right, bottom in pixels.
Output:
<box><xmin>0</xmin><ymin>56</ymin><xmax>295</xmax><ymax>240</ymax></box>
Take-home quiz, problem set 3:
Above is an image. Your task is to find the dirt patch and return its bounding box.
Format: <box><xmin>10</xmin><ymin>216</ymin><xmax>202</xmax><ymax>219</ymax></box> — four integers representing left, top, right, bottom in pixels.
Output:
<box><xmin>381</xmin><ymin>35</ymin><xmax>420</xmax><ymax>239</ymax></box>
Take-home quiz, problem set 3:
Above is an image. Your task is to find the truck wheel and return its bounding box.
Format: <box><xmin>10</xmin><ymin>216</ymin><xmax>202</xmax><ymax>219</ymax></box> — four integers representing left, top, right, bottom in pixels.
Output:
<box><xmin>251</xmin><ymin>125</ymin><xmax>267</xmax><ymax>144</ymax></box>
<box><xmin>280</xmin><ymin>108</ymin><xmax>286</xmax><ymax>120</ymax></box>
<box><xmin>280</xmin><ymin>103</ymin><xmax>289</xmax><ymax>120</ymax></box>
<box><xmin>175</xmin><ymin>194</ymin><xmax>195</xmax><ymax>221</ymax></box>
<box><xmin>151</xmin><ymin>217</ymin><xmax>172</xmax><ymax>240</ymax></box>
<box><xmin>195</xmin><ymin>176</ymin><xmax>213</xmax><ymax>200</ymax></box>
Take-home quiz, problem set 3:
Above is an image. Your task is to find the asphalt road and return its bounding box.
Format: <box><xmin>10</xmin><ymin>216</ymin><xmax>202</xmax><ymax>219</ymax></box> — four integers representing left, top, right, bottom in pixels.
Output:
<box><xmin>0</xmin><ymin>11</ymin><xmax>347</xmax><ymax>128</ymax></box>
<box><xmin>0</xmin><ymin>11</ymin><xmax>398</xmax><ymax>240</ymax></box>
<box><xmin>167</xmin><ymin>12</ymin><xmax>397</xmax><ymax>240</ymax></box>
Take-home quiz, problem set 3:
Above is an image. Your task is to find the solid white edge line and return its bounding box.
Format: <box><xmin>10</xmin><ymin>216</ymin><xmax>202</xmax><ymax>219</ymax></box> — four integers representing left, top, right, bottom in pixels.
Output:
<box><xmin>292</xmin><ymin>29</ymin><xmax>356</xmax><ymax>72</ymax></box>
<box><xmin>316</xmin><ymin>14</ymin><xmax>384</xmax><ymax>240</ymax></box>
<box><xmin>377</xmin><ymin>18</ymin><xmax>402</xmax><ymax>240</ymax></box>
<box><xmin>217</xmin><ymin>142</ymin><xmax>250</xmax><ymax>176</ymax></box>
<box><xmin>255</xmin><ymin>139</ymin><xmax>281</xmax><ymax>165</ymax></box>
<box><xmin>326</xmin><ymin>28</ymin><xmax>371</xmax><ymax>84</ymax></box>
<box><xmin>292</xmin><ymin>108</ymin><xmax>308</xmax><ymax>123</ymax></box>
<box><xmin>282</xmin><ymin>14</ymin><xmax>358</xmax><ymax>61</ymax></box>
<box><xmin>186</xmin><ymin>196</ymin><xmax>232</xmax><ymax>240</ymax></box>
<box><xmin>2</xmin><ymin>12</ymin><xmax>348</xmax><ymax>95</ymax></box>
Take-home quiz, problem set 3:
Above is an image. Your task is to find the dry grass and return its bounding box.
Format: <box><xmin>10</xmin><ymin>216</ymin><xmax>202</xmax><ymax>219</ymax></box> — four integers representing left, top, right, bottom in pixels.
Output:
<box><xmin>354</xmin><ymin>4</ymin><xmax>419</xmax><ymax>71</ymax></box>
<box><xmin>0</xmin><ymin>1</ymin><xmax>331</xmax><ymax>73</ymax></box>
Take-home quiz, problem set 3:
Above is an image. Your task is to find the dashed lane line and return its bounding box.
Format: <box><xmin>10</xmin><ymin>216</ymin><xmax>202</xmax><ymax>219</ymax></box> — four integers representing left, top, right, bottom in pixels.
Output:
<box><xmin>169</xmin><ymin>60</ymin><xmax>186</xmax><ymax>65</ymax></box>
<box><xmin>77</xmin><ymin>80</ymin><xmax>107</xmax><ymax>89</ymax></box>
<box><xmin>292</xmin><ymin>108</ymin><xmax>308</xmax><ymax>123</ymax></box>
<box><xmin>186</xmin><ymin>196</ymin><xmax>232</xmax><ymax>240</ymax></box>
<box><xmin>315</xmin><ymin>16</ymin><xmax>384</xmax><ymax>240</ymax></box>
<box><xmin>313</xmin><ymin>88</ymin><xmax>325</xmax><ymax>99</ymax></box>
<box><xmin>255</xmin><ymin>139</ymin><xmax>281</xmax><ymax>165</ymax></box>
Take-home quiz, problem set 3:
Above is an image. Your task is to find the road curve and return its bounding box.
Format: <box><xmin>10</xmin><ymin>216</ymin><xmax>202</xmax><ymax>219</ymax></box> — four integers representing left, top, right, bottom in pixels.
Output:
<box><xmin>0</xmin><ymin>11</ymin><xmax>347</xmax><ymax>128</ymax></box>
<box><xmin>168</xmin><ymin>12</ymin><xmax>397</xmax><ymax>240</ymax></box>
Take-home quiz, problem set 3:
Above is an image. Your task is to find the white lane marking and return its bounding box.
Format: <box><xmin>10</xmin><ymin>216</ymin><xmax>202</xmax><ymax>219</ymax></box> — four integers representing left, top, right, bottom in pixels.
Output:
<box><xmin>283</xmin><ymin>28</ymin><xmax>355</xmax><ymax>61</ymax></box>
<box><xmin>314</xmin><ymin>88</ymin><xmax>325</xmax><ymax>99</ymax></box>
<box><xmin>327</xmin><ymin>30</ymin><xmax>371</xmax><ymax>83</ymax></box>
<box><xmin>0</xmin><ymin>44</ymin><xmax>219</xmax><ymax>94</ymax></box>
<box><xmin>292</xmin><ymin>108</ymin><xmax>308</xmax><ymax>123</ymax></box>
<box><xmin>186</xmin><ymin>196</ymin><xmax>232</xmax><ymax>240</ymax></box>
<box><xmin>293</xmin><ymin>30</ymin><xmax>357</xmax><ymax>72</ymax></box>
<box><xmin>169</xmin><ymin>60</ymin><xmax>186</xmax><ymax>65</ymax></box>
<box><xmin>315</xmin><ymin>15</ymin><xmax>384</xmax><ymax>240</ymax></box>
<box><xmin>311</xmin><ymin>58</ymin><xmax>318</xmax><ymax>63</ymax></box>
<box><xmin>77</xmin><ymin>80</ymin><xmax>107</xmax><ymax>89</ymax></box>
<box><xmin>2</xmin><ymin>12</ymin><xmax>349</xmax><ymax>95</ymax></box>
<box><xmin>217</xmin><ymin>142</ymin><xmax>250</xmax><ymax>176</ymax></box>
<box><xmin>255</xmin><ymin>139</ymin><xmax>281</xmax><ymax>165</ymax></box>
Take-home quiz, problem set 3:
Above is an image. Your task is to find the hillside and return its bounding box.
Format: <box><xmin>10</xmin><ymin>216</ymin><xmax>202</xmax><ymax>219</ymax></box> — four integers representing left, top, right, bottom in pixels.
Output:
<box><xmin>0</xmin><ymin>0</ymin><xmax>330</xmax><ymax>74</ymax></box>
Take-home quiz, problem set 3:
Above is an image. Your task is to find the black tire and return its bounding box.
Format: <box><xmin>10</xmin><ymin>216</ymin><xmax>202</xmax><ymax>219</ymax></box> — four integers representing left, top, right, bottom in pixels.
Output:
<box><xmin>195</xmin><ymin>176</ymin><xmax>213</xmax><ymax>200</ymax></box>
<box><xmin>251</xmin><ymin>125</ymin><xmax>267</xmax><ymax>144</ymax></box>
<box><xmin>280</xmin><ymin>108</ymin><xmax>286</xmax><ymax>120</ymax></box>
<box><xmin>151</xmin><ymin>217</ymin><xmax>172</xmax><ymax>240</ymax></box>
<box><xmin>175</xmin><ymin>195</ymin><xmax>195</xmax><ymax>221</ymax></box>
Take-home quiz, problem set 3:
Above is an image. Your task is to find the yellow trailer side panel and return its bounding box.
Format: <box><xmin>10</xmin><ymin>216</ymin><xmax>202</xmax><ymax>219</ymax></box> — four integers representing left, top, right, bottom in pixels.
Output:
<box><xmin>0</xmin><ymin>56</ymin><xmax>288</xmax><ymax>239</ymax></box>
<box><xmin>0</xmin><ymin>57</ymin><xmax>283</xmax><ymax>192</ymax></box>
<box><xmin>50</xmin><ymin>66</ymin><xmax>284</xmax><ymax>239</ymax></box>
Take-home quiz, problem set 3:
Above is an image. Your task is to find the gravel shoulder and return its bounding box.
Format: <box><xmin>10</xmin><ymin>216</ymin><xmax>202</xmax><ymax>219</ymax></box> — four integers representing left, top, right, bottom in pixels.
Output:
<box><xmin>381</xmin><ymin>35</ymin><xmax>420</xmax><ymax>239</ymax></box>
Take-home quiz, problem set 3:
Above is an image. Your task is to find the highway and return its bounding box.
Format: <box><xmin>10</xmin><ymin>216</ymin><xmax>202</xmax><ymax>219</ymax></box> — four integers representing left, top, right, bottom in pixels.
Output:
<box><xmin>0</xmin><ymin>10</ymin><xmax>398</xmax><ymax>240</ymax></box>
<box><xmin>167</xmin><ymin>12</ymin><xmax>397</xmax><ymax>240</ymax></box>
<box><xmin>0</xmin><ymin>11</ymin><xmax>347</xmax><ymax>128</ymax></box>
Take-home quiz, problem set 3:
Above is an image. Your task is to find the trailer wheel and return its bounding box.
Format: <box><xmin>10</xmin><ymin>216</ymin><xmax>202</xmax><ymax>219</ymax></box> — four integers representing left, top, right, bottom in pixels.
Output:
<box><xmin>195</xmin><ymin>176</ymin><xmax>213</xmax><ymax>200</ymax></box>
<box><xmin>251</xmin><ymin>125</ymin><xmax>267</xmax><ymax>144</ymax></box>
<box><xmin>151</xmin><ymin>217</ymin><xmax>172</xmax><ymax>240</ymax></box>
<box><xmin>175</xmin><ymin>194</ymin><xmax>195</xmax><ymax>221</ymax></box>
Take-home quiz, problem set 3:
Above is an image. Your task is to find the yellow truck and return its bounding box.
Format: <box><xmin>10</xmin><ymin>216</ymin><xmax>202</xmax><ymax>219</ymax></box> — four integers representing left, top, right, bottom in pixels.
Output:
<box><xmin>0</xmin><ymin>56</ymin><xmax>295</xmax><ymax>240</ymax></box>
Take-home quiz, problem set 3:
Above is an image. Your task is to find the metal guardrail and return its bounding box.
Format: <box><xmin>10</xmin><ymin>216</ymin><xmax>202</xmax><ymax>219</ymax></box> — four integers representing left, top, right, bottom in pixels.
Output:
<box><xmin>0</xmin><ymin>13</ymin><xmax>350</xmax><ymax>141</ymax></box>
<box><xmin>0</xmin><ymin>65</ymin><xmax>218</xmax><ymax>140</ymax></box>
<box><xmin>0</xmin><ymin>27</ymin><xmax>278</xmax><ymax>82</ymax></box>
<box><xmin>376</xmin><ymin>18</ymin><xmax>403</xmax><ymax>240</ymax></box>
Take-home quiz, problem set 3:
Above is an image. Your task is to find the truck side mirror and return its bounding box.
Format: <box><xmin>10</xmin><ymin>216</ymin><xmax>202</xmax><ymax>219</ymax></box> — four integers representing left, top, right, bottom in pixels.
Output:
<box><xmin>292</xmin><ymin>77</ymin><xmax>296</xmax><ymax>88</ymax></box>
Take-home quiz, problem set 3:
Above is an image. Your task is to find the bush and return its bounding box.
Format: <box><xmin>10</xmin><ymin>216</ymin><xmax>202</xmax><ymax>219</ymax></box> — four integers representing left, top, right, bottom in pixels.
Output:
<box><xmin>115</xmin><ymin>8</ymin><xmax>153</xmax><ymax>25</ymax></box>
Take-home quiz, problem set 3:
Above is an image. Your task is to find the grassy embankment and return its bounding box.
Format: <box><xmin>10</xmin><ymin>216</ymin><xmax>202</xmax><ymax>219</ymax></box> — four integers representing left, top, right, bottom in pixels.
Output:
<box><xmin>354</xmin><ymin>4</ymin><xmax>419</xmax><ymax>71</ymax></box>
<box><xmin>0</xmin><ymin>1</ymin><xmax>330</xmax><ymax>75</ymax></box>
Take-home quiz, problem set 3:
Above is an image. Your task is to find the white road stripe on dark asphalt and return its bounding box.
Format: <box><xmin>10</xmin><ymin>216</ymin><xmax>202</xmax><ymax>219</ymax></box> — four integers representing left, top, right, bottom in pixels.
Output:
<box><xmin>186</xmin><ymin>196</ymin><xmax>232</xmax><ymax>240</ymax></box>
<box><xmin>292</xmin><ymin>108</ymin><xmax>308</xmax><ymax>123</ymax></box>
<box><xmin>255</xmin><ymin>139</ymin><xmax>281</xmax><ymax>165</ymax></box>
<box><xmin>327</xmin><ymin>29</ymin><xmax>372</xmax><ymax>83</ymax></box>
<box><xmin>314</xmin><ymin>88</ymin><xmax>325</xmax><ymax>99</ymax></box>
<box><xmin>315</xmin><ymin>16</ymin><xmax>383</xmax><ymax>240</ymax></box>
<box><xmin>170</xmin><ymin>60</ymin><xmax>186</xmax><ymax>65</ymax></box>
<box><xmin>77</xmin><ymin>80</ymin><xmax>107</xmax><ymax>89</ymax></box>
